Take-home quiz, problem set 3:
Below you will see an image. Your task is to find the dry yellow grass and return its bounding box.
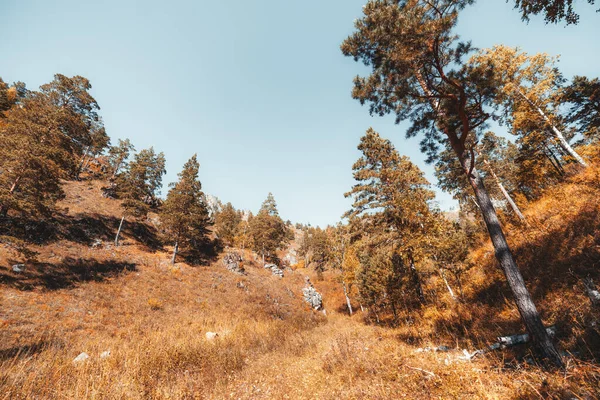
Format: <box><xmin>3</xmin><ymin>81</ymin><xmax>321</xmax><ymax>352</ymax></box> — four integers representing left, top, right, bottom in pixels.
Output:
<box><xmin>1</xmin><ymin>179</ymin><xmax>600</xmax><ymax>399</ymax></box>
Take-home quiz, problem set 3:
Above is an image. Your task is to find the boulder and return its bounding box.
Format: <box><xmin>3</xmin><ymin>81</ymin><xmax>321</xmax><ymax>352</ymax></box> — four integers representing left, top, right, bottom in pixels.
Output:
<box><xmin>12</xmin><ymin>264</ymin><xmax>25</xmax><ymax>273</ymax></box>
<box><xmin>100</xmin><ymin>350</ymin><xmax>111</xmax><ymax>359</ymax></box>
<box><xmin>302</xmin><ymin>277</ymin><xmax>323</xmax><ymax>310</ymax></box>
<box><xmin>222</xmin><ymin>252</ymin><xmax>245</xmax><ymax>275</ymax></box>
<box><xmin>73</xmin><ymin>352</ymin><xmax>90</xmax><ymax>364</ymax></box>
<box><xmin>264</xmin><ymin>263</ymin><xmax>284</xmax><ymax>278</ymax></box>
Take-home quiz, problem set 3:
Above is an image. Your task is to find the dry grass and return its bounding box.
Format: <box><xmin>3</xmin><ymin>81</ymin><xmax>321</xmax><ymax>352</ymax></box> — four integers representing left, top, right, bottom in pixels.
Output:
<box><xmin>1</xmin><ymin>179</ymin><xmax>600</xmax><ymax>399</ymax></box>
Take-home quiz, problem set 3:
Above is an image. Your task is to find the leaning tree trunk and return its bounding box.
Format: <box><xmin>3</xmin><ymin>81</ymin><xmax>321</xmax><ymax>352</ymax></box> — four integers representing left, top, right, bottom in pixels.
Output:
<box><xmin>439</xmin><ymin>268</ymin><xmax>456</xmax><ymax>300</ymax></box>
<box><xmin>171</xmin><ymin>241</ymin><xmax>178</xmax><ymax>265</ymax></box>
<box><xmin>459</xmin><ymin>156</ymin><xmax>564</xmax><ymax>367</ymax></box>
<box><xmin>414</xmin><ymin>70</ymin><xmax>563</xmax><ymax>366</ymax></box>
<box><xmin>114</xmin><ymin>216</ymin><xmax>125</xmax><ymax>246</ymax></box>
<box><xmin>484</xmin><ymin>160</ymin><xmax>526</xmax><ymax>221</ymax></box>
<box><xmin>518</xmin><ymin>90</ymin><xmax>588</xmax><ymax>167</ymax></box>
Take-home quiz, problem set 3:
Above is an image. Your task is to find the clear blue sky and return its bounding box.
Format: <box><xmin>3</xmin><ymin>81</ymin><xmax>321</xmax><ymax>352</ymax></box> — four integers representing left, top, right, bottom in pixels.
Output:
<box><xmin>1</xmin><ymin>1</ymin><xmax>598</xmax><ymax>226</ymax></box>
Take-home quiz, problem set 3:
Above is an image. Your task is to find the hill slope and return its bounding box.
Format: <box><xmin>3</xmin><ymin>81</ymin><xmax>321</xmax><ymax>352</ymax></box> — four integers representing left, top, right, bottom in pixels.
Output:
<box><xmin>1</xmin><ymin>179</ymin><xmax>599</xmax><ymax>399</ymax></box>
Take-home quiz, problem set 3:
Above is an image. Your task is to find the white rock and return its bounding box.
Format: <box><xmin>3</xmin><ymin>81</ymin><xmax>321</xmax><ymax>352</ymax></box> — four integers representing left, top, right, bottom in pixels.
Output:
<box><xmin>73</xmin><ymin>352</ymin><xmax>90</xmax><ymax>364</ymax></box>
<box><xmin>205</xmin><ymin>332</ymin><xmax>219</xmax><ymax>341</ymax></box>
<box><xmin>12</xmin><ymin>264</ymin><xmax>25</xmax><ymax>273</ymax></box>
<box><xmin>100</xmin><ymin>350</ymin><xmax>111</xmax><ymax>359</ymax></box>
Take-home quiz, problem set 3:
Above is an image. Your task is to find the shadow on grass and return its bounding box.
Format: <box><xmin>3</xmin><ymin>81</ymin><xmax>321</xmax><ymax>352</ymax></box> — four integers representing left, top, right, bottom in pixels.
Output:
<box><xmin>0</xmin><ymin>340</ymin><xmax>61</xmax><ymax>362</ymax></box>
<box><xmin>0</xmin><ymin>213</ymin><xmax>162</xmax><ymax>251</ymax></box>
<box><xmin>0</xmin><ymin>257</ymin><xmax>136</xmax><ymax>290</ymax></box>
<box><xmin>180</xmin><ymin>238</ymin><xmax>222</xmax><ymax>266</ymax></box>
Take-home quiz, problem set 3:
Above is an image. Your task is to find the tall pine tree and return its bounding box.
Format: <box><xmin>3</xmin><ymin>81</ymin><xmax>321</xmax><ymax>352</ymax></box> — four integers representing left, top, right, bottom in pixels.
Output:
<box><xmin>160</xmin><ymin>155</ymin><xmax>210</xmax><ymax>264</ymax></box>
<box><xmin>249</xmin><ymin>193</ymin><xmax>288</xmax><ymax>264</ymax></box>
<box><xmin>342</xmin><ymin>0</ymin><xmax>563</xmax><ymax>365</ymax></box>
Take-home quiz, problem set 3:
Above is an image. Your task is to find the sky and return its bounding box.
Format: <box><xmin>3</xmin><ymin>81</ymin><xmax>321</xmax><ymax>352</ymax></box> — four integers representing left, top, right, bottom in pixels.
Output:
<box><xmin>1</xmin><ymin>0</ymin><xmax>599</xmax><ymax>226</ymax></box>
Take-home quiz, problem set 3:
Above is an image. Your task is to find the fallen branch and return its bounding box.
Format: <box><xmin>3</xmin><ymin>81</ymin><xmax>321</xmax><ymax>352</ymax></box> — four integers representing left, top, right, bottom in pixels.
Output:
<box><xmin>405</xmin><ymin>365</ymin><xmax>436</xmax><ymax>377</ymax></box>
<box><xmin>497</xmin><ymin>326</ymin><xmax>556</xmax><ymax>347</ymax></box>
<box><xmin>462</xmin><ymin>326</ymin><xmax>557</xmax><ymax>361</ymax></box>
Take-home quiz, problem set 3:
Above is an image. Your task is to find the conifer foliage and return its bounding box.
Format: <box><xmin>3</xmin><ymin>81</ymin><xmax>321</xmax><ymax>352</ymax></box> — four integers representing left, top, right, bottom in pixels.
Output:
<box><xmin>249</xmin><ymin>193</ymin><xmax>288</xmax><ymax>264</ymax></box>
<box><xmin>160</xmin><ymin>154</ymin><xmax>210</xmax><ymax>264</ymax></box>
<box><xmin>214</xmin><ymin>202</ymin><xmax>242</xmax><ymax>246</ymax></box>
<box><xmin>0</xmin><ymin>74</ymin><xmax>108</xmax><ymax>218</ymax></box>
<box><xmin>115</xmin><ymin>147</ymin><xmax>166</xmax><ymax>217</ymax></box>
<box><xmin>345</xmin><ymin>129</ymin><xmax>435</xmax><ymax>310</ymax></box>
<box><xmin>342</xmin><ymin>0</ymin><xmax>563</xmax><ymax>365</ymax></box>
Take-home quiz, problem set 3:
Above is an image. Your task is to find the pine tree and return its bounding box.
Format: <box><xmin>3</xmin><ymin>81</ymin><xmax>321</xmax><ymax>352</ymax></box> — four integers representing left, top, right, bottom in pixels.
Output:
<box><xmin>0</xmin><ymin>75</ymin><xmax>107</xmax><ymax>217</ymax></box>
<box><xmin>513</xmin><ymin>0</ymin><xmax>597</xmax><ymax>25</ymax></box>
<box><xmin>342</xmin><ymin>0</ymin><xmax>563</xmax><ymax>365</ymax></box>
<box><xmin>249</xmin><ymin>193</ymin><xmax>288</xmax><ymax>264</ymax></box>
<box><xmin>39</xmin><ymin>74</ymin><xmax>109</xmax><ymax>176</ymax></box>
<box><xmin>214</xmin><ymin>202</ymin><xmax>241</xmax><ymax>246</ymax></box>
<box><xmin>116</xmin><ymin>147</ymin><xmax>166</xmax><ymax>217</ymax></box>
<box><xmin>160</xmin><ymin>155</ymin><xmax>210</xmax><ymax>264</ymax></box>
<box><xmin>0</xmin><ymin>95</ymin><xmax>69</xmax><ymax>217</ymax></box>
<box><xmin>469</xmin><ymin>45</ymin><xmax>587</xmax><ymax>167</ymax></box>
<box><xmin>107</xmin><ymin>139</ymin><xmax>135</xmax><ymax>178</ymax></box>
<box><xmin>563</xmin><ymin>76</ymin><xmax>600</xmax><ymax>142</ymax></box>
<box><xmin>297</xmin><ymin>227</ymin><xmax>331</xmax><ymax>272</ymax></box>
<box><xmin>345</xmin><ymin>129</ymin><xmax>435</xmax><ymax>308</ymax></box>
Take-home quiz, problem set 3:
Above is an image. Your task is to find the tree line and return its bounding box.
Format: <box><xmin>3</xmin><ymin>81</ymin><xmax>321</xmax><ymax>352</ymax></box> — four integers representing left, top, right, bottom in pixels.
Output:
<box><xmin>0</xmin><ymin>74</ymin><xmax>296</xmax><ymax>265</ymax></box>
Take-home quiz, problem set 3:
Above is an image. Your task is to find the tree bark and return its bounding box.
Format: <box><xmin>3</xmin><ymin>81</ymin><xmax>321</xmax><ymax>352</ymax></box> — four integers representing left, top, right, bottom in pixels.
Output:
<box><xmin>114</xmin><ymin>216</ymin><xmax>125</xmax><ymax>246</ymax></box>
<box><xmin>459</xmin><ymin>156</ymin><xmax>564</xmax><ymax>367</ymax></box>
<box><xmin>342</xmin><ymin>281</ymin><xmax>353</xmax><ymax>316</ymax></box>
<box><xmin>484</xmin><ymin>160</ymin><xmax>526</xmax><ymax>221</ymax></box>
<box><xmin>171</xmin><ymin>241</ymin><xmax>178</xmax><ymax>265</ymax></box>
<box><xmin>407</xmin><ymin>253</ymin><xmax>426</xmax><ymax>304</ymax></box>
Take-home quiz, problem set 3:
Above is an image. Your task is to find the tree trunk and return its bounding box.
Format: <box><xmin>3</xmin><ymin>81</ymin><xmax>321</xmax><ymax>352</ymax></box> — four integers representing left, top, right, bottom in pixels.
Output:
<box><xmin>518</xmin><ymin>90</ymin><xmax>587</xmax><ymax>167</ymax></box>
<box><xmin>171</xmin><ymin>241</ymin><xmax>178</xmax><ymax>265</ymax></box>
<box><xmin>485</xmin><ymin>160</ymin><xmax>526</xmax><ymax>221</ymax></box>
<box><xmin>439</xmin><ymin>268</ymin><xmax>456</xmax><ymax>300</ymax></box>
<box><xmin>111</xmin><ymin>159</ymin><xmax>123</xmax><ymax>179</ymax></box>
<box><xmin>76</xmin><ymin>146</ymin><xmax>91</xmax><ymax>180</ymax></box>
<box><xmin>114</xmin><ymin>216</ymin><xmax>125</xmax><ymax>246</ymax></box>
<box><xmin>543</xmin><ymin>144</ymin><xmax>566</xmax><ymax>176</ymax></box>
<box><xmin>1</xmin><ymin>175</ymin><xmax>22</xmax><ymax>217</ymax></box>
<box><xmin>407</xmin><ymin>253</ymin><xmax>426</xmax><ymax>304</ymax></box>
<box><xmin>342</xmin><ymin>281</ymin><xmax>353</xmax><ymax>316</ymax></box>
<box><xmin>460</xmin><ymin>157</ymin><xmax>564</xmax><ymax>367</ymax></box>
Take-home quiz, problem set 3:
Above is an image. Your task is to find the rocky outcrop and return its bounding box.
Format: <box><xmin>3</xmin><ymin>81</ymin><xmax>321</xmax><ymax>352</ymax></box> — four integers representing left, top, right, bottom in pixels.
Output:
<box><xmin>283</xmin><ymin>249</ymin><xmax>298</xmax><ymax>266</ymax></box>
<box><xmin>222</xmin><ymin>252</ymin><xmax>245</xmax><ymax>275</ymax></box>
<box><xmin>264</xmin><ymin>263</ymin><xmax>284</xmax><ymax>278</ymax></box>
<box><xmin>302</xmin><ymin>277</ymin><xmax>322</xmax><ymax>310</ymax></box>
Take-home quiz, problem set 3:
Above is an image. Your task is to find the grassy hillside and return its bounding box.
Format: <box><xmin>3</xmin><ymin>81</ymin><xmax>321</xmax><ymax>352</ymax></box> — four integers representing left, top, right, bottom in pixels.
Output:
<box><xmin>1</xmin><ymin>178</ymin><xmax>600</xmax><ymax>399</ymax></box>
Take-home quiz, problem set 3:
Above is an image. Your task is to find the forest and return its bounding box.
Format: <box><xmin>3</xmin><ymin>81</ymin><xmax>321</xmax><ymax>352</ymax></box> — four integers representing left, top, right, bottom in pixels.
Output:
<box><xmin>1</xmin><ymin>0</ymin><xmax>600</xmax><ymax>398</ymax></box>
